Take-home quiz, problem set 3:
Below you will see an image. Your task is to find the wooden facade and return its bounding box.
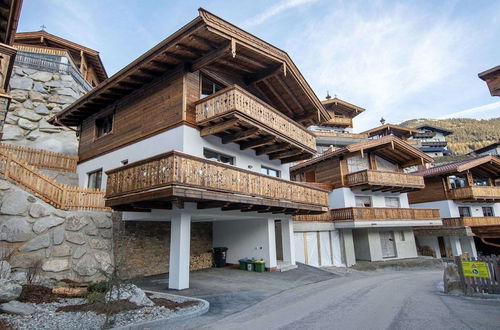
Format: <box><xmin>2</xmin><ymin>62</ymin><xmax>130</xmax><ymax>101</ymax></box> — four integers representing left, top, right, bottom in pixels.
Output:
<box><xmin>291</xmin><ymin>136</ymin><xmax>432</xmax><ymax>193</ymax></box>
<box><xmin>479</xmin><ymin>65</ymin><xmax>500</xmax><ymax>97</ymax></box>
<box><xmin>408</xmin><ymin>155</ymin><xmax>500</xmax><ymax>204</ymax></box>
<box><xmin>105</xmin><ymin>150</ymin><xmax>328</xmax><ymax>214</ymax></box>
<box><xmin>319</xmin><ymin>97</ymin><xmax>364</xmax><ymax>128</ymax></box>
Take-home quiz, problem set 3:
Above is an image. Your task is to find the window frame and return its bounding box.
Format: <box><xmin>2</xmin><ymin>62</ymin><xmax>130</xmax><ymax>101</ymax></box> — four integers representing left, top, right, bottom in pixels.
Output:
<box><xmin>482</xmin><ymin>206</ymin><xmax>494</xmax><ymax>217</ymax></box>
<box><xmin>87</xmin><ymin>168</ymin><xmax>103</xmax><ymax>189</ymax></box>
<box><xmin>384</xmin><ymin>196</ymin><xmax>401</xmax><ymax>208</ymax></box>
<box><xmin>355</xmin><ymin>195</ymin><xmax>372</xmax><ymax>208</ymax></box>
<box><xmin>203</xmin><ymin>148</ymin><xmax>235</xmax><ymax>166</ymax></box>
<box><xmin>261</xmin><ymin>166</ymin><xmax>281</xmax><ymax>178</ymax></box>
<box><xmin>200</xmin><ymin>74</ymin><xmax>226</xmax><ymax>98</ymax></box>
<box><xmin>94</xmin><ymin>112</ymin><xmax>114</xmax><ymax>139</ymax></box>
<box><xmin>458</xmin><ymin>206</ymin><xmax>471</xmax><ymax>217</ymax></box>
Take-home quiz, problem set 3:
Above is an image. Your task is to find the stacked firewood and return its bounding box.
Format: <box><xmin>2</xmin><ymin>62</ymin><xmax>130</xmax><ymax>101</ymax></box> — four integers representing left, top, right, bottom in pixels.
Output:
<box><xmin>190</xmin><ymin>252</ymin><xmax>213</xmax><ymax>271</ymax></box>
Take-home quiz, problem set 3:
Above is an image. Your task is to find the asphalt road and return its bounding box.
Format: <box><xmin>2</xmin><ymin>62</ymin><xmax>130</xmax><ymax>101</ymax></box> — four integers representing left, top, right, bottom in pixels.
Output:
<box><xmin>174</xmin><ymin>269</ymin><xmax>500</xmax><ymax>330</ymax></box>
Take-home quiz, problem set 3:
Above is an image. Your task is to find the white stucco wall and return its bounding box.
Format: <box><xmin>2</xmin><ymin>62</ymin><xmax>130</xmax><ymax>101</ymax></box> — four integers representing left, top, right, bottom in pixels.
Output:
<box><xmin>411</xmin><ymin>200</ymin><xmax>499</xmax><ymax>218</ymax></box>
<box><xmin>213</xmin><ymin>219</ymin><xmax>277</xmax><ymax>268</ymax></box>
<box><xmin>329</xmin><ymin>188</ymin><xmax>410</xmax><ymax>208</ymax></box>
<box><xmin>416</xmin><ymin>236</ymin><xmax>441</xmax><ymax>258</ymax></box>
<box><xmin>77</xmin><ymin>125</ymin><xmax>290</xmax><ymax>188</ymax></box>
<box><xmin>353</xmin><ymin>228</ymin><xmax>418</xmax><ymax>262</ymax></box>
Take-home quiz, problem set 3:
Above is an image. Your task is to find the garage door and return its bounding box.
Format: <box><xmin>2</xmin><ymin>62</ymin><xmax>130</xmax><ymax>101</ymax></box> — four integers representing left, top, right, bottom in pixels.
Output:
<box><xmin>320</xmin><ymin>231</ymin><xmax>333</xmax><ymax>266</ymax></box>
<box><xmin>305</xmin><ymin>232</ymin><xmax>320</xmax><ymax>266</ymax></box>
<box><xmin>294</xmin><ymin>232</ymin><xmax>305</xmax><ymax>263</ymax></box>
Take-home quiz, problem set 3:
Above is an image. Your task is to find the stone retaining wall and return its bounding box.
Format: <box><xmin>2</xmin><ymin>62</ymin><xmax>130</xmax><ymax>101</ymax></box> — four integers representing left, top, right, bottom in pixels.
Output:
<box><xmin>3</xmin><ymin>66</ymin><xmax>86</xmax><ymax>154</ymax></box>
<box><xmin>0</xmin><ymin>179</ymin><xmax>112</xmax><ymax>282</ymax></box>
<box><xmin>113</xmin><ymin>214</ymin><xmax>213</xmax><ymax>279</ymax></box>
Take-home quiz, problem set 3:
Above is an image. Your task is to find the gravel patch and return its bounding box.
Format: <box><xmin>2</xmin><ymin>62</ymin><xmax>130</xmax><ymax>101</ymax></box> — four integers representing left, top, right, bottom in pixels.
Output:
<box><xmin>0</xmin><ymin>292</ymin><xmax>204</xmax><ymax>330</ymax></box>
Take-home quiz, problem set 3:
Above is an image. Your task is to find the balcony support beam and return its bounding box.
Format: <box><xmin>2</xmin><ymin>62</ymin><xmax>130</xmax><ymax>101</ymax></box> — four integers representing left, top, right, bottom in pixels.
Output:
<box><xmin>189</xmin><ymin>41</ymin><xmax>231</xmax><ymax>72</ymax></box>
<box><xmin>240</xmin><ymin>136</ymin><xmax>275</xmax><ymax>150</ymax></box>
<box><xmin>221</xmin><ymin>127</ymin><xmax>259</xmax><ymax>144</ymax></box>
<box><xmin>200</xmin><ymin>118</ymin><xmax>240</xmax><ymax>136</ymax></box>
<box><xmin>255</xmin><ymin>143</ymin><xmax>289</xmax><ymax>156</ymax></box>
<box><xmin>269</xmin><ymin>148</ymin><xmax>302</xmax><ymax>160</ymax></box>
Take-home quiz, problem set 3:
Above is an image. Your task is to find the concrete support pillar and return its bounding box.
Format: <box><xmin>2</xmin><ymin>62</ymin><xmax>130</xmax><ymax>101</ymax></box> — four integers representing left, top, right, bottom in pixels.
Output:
<box><xmin>449</xmin><ymin>236</ymin><xmax>462</xmax><ymax>257</ymax></box>
<box><xmin>265</xmin><ymin>218</ymin><xmax>277</xmax><ymax>269</ymax></box>
<box><xmin>342</xmin><ymin>229</ymin><xmax>356</xmax><ymax>267</ymax></box>
<box><xmin>168</xmin><ymin>213</ymin><xmax>191</xmax><ymax>290</ymax></box>
<box><xmin>281</xmin><ymin>218</ymin><xmax>296</xmax><ymax>265</ymax></box>
<box><xmin>460</xmin><ymin>236</ymin><xmax>478</xmax><ymax>258</ymax></box>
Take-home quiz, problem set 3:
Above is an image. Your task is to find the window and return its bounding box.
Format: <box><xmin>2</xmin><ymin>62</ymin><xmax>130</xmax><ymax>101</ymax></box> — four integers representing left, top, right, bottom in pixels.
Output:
<box><xmin>355</xmin><ymin>196</ymin><xmax>372</xmax><ymax>207</ymax></box>
<box><xmin>458</xmin><ymin>206</ymin><xmax>471</xmax><ymax>217</ymax></box>
<box><xmin>201</xmin><ymin>75</ymin><xmax>224</xmax><ymax>98</ymax></box>
<box><xmin>203</xmin><ymin>149</ymin><xmax>234</xmax><ymax>165</ymax></box>
<box><xmin>482</xmin><ymin>207</ymin><xmax>494</xmax><ymax>217</ymax></box>
<box><xmin>87</xmin><ymin>169</ymin><xmax>103</xmax><ymax>189</ymax></box>
<box><xmin>474</xmin><ymin>177</ymin><xmax>489</xmax><ymax>186</ymax></box>
<box><xmin>385</xmin><ymin>197</ymin><xmax>401</xmax><ymax>208</ymax></box>
<box><xmin>261</xmin><ymin>166</ymin><xmax>280</xmax><ymax>178</ymax></box>
<box><xmin>448</xmin><ymin>175</ymin><xmax>467</xmax><ymax>189</ymax></box>
<box><xmin>95</xmin><ymin>114</ymin><xmax>113</xmax><ymax>138</ymax></box>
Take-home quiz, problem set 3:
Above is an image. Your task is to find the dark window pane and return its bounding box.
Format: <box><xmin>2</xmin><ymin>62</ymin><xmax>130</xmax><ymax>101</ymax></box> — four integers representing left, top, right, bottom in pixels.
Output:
<box><xmin>458</xmin><ymin>207</ymin><xmax>471</xmax><ymax>217</ymax></box>
<box><xmin>482</xmin><ymin>207</ymin><xmax>494</xmax><ymax>217</ymax></box>
<box><xmin>201</xmin><ymin>76</ymin><xmax>224</xmax><ymax>97</ymax></box>
<box><xmin>96</xmin><ymin>114</ymin><xmax>113</xmax><ymax>138</ymax></box>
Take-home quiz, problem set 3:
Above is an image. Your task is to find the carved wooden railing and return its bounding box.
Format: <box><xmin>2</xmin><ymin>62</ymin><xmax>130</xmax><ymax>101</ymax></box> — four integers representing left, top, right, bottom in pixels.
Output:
<box><xmin>0</xmin><ymin>143</ymin><xmax>78</xmax><ymax>172</ymax></box>
<box><xmin>105</xmin><ymin>151</ymin><xmax>328</xmax><ymax>207</ymax></box>
<box><xmin>346</xmin><ymin>170</ymin><xmax>425</xmax><ymax>188</ymax></box>
<box><xmin>442</xmin><ymin>217</ymin><xmax>500</xmax><ymax>227</ymax></box>
<box><xmin>326</xmin><ymin>116</ymin><xmax>352</xmax><ymax>127</ymax></box>
<box><xmin>194</xmin><ymin>85</ymin><xmax>316</xmax><ymax>151</ymax></box>
<box><xmin>449</xmin><ymin>186</ymin><xmax>500</xmax><ymax>201</ymax></box>
<box><xmin>294</xmin><ymin>207</ymin><xmax>441</xmax><ymax>222</ymax></box>
<box><xmin>312</xmin><ymin>130</ymin><xmax>366</xmax><ymax>139</ymax></box>
<box><xmin>2</xmin><ymin>153</ymin><xmax>107</xmax><ymax>211</ymax></box>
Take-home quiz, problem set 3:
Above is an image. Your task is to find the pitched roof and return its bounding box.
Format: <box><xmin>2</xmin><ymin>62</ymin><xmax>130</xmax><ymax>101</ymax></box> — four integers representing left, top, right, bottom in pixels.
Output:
<box><xmin>469</xmin><ymin>141</ymin><xmax>500</xmax><ymax>155</ymax></box>
<box><xmin>49</xmin><ymin>8</ymin><xmax>329</xmax><ymax>127</ymax></box>
<box><xmin>291</xmin><ymin>135</ymin><xmax>434</xmax><ymax>172</ymax></box>
<box><xmin>478</xmin><ymin>65</ymin><xmax>500</xmax><ymax>80</ymax></box>
<box><xmin>416</xmin><ymin>124</ymin><xmax>453</xmax><ymax>136</ymax></box>
<box><xmin>361</xmin><ymin>124</ymin><xmax>419</xmax><ymax>137</ymax></box>
<box><xmin>414</xmin><ymin>155</ymin><xmax>500</xmax><ymax>177</ymax></box>
<box><xmin>14</xmin><ymin>31</ymin><xmax>108</xmax><ymax>82</ymax></box>
<box><xmin>322</xmin><ymin>97</ymin><xmax>365</xmax><ymax>117</ymax></box>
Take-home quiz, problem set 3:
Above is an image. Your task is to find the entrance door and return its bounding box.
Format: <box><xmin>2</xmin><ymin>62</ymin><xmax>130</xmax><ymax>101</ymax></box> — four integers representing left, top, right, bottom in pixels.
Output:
<box><xmin>275</xmin><ymin>220</ymin><xmax>283</xmax><ymax>261</ymax></box>
<box><xmin>438</xmin><ymin>236</ymin><xmax>446</xmax><ymax>257</ymax></box>
<box><xmin>380</xmin><ymin>231</ymin><xmax>396</xmax><ymax>258</ymax></box>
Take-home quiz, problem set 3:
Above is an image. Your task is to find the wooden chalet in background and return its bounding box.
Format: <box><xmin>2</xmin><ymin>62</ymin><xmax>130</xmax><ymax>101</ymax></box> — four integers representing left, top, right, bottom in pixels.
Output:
<box><xmin>290</xmin><ymin>136</ymin><xmax>442</xmax><ymax>266</ymax></box>
<box><xmin>479</xmin><ymin>65</ymin><xmax>500</xmax><ymax>97</ymax></box>
<box><xmin>50</xmin><ymin>8</ymin><xmax>330</xmax><ymax>289</ymax></box>
<box><xmin>409</xmin><ymin>155</ymin><xmax>500</xmax><ymax>257</ymax></box>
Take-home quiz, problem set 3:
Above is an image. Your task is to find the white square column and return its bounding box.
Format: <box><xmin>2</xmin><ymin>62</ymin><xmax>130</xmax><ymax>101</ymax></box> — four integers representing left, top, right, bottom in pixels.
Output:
<box><xmin>265</xmin><ymin>218</ymin><xmax>278</xmax><ymax>269</ymax></box>
<box><xmin>281</xmin><ymin>218</ymin><xmax>296</xmax><ymax>265</ymax></box>
<box><xmin>449</xmin><ymin>236</ymin><xmax>463</xmax><ymax>257</ymax></box>
<box><xmin>168</xmin><ymin>213</ymin><xmax>191</xmax><ymax>290</ymax></box>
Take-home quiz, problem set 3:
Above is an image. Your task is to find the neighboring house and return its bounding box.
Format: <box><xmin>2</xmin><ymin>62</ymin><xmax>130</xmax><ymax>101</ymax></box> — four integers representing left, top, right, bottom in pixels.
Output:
<box><xmin>409</xmin><ymin>156</ymin><xmax>500</xmax><ymax>258</ymax></box>
<box><xmin>468</xmin><ymin>141</ymin><xmax>500</xmax><ymax>157</ymax></box>
<box><xmin>290</xmin><ymin>136</ymin><xmax>441</xmax><ymax>266</ymax></box>
<box><xmin>49</xmin><ymin>9</ymin><xmax>330</xmax><ymax>289</ymax></box>
<box><xmin>2</xmin><ymin>31</ymin><xmax>107</xmax><ymax>154</ymax></box>
<box><xmin>309</xmin><ymin>96</ymin><xmax>366</xmax><ymax>152</ymax></box>
<box><xmin>0</xmin><ymin>0</ymin><xmax>24</xmax><ymax>139</ymax></box>
<box><xmin>411</xmin><ymin>125</ymin><xmax>453</xmax><ymax>158</ymax></box>
<box><xmin>479</xmin><ymin>65</ymin><xmax>500</xmax><ymax>97</ymax></box>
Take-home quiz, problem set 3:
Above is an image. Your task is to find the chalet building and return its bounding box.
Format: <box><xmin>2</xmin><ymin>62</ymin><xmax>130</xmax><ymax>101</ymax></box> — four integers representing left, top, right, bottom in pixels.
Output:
<box><xmin>468</xmin><ymin>141</ymin><xmax>500</xmax><ymax>157</ymax></box>
<box><xmin>290</xmin><ymin>136</ymin><xmax>441</xmax><ymax>266</ymax></box>
<box><xmin>0</xmin><ymin>0</ymin><xmax>23</xmax><ymax>139</ymax></box>
<box><xmin>360</xmin><ymin>124</ymin><xmax>419</xmax><ymax>142</ymax></box>
<box><xmin>3</xmin><ymin>31</ymin><xmax>108</xmax><ymax>154</ymax></box>
<box><xmin>49</xmin><ymin>9</ymin><xmax>330</xmax><ymax>289</ymax></box>
<box><xmin>410</xmin><ymin>125</ymin><xmax>453</xmax><ymax>158</ymax></box>
<box><xmin>479</xmin><ymin>65</ymin><xmax>500</xmax><ymax>97</ymax></box>
<box><xmin>309</xmin><ymin>96</ymin><xmax>366</xmax><ymax>152</ymax></box>
<box><xmin>409</xmin><ymin>156</ymin><xmax>500</xmax><ymax>257</ymax></box>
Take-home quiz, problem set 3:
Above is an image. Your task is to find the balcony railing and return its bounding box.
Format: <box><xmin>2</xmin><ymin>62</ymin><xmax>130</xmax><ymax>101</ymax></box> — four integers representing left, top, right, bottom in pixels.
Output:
<box><xmin>312</xmin><ymin>130</ymin><xmax>367</xmax><ymax>139</ymax></box>
<box><xmin>449</xmin><ymin>186</ymin><xmax>500</xmax><ymax>202</ymax></box>
<box><xmin>345</xmin><ymin>169</ymin><xmax>425</xmax><ymax>192</ymax></box>
<box><xmin>105</xmin><ymin>151</ymin><xmax>329</xmax><ymax>214</ymax></box>
<box><xmin>294</xmin><ymin>207</ymin><xmax>441</xmax><ymax>222</ymax></box>
<box><xmin>326</xmin><ymin>116</ymin><xmax>353</xmax><ymax>127</ymax></box>
<box><xmin>194</xmin><ymin>85</ymin><xmax>316</xmax><ymax>161</ymax></box>
<box><xmin>442</xmin><ymin>217</ymin><xmax>500</xmax><ymax>227</ymax></box>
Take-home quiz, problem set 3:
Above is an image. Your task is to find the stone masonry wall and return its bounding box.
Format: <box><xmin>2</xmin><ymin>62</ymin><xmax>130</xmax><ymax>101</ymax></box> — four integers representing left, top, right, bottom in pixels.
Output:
<box><xmin>113</xmin><ymin>214</ymin><xmax>213</xmax><ymax>279</ymax></box>
<box><xmin>3</xmin><ymin>65</ymin><xmax>87</xmax><ymax>154</ymax></box>
<box><xmin>0</xmin><ymin>179</ymin><xmax>113</xmax><ymax>282</ymax></box>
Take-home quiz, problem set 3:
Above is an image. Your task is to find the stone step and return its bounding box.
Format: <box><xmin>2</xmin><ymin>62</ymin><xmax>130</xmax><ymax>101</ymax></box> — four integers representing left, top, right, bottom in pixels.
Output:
<box><xmin>276</xmin><ymin>262</ymin><xmax>298</xmax><ymax>272</ymax></box>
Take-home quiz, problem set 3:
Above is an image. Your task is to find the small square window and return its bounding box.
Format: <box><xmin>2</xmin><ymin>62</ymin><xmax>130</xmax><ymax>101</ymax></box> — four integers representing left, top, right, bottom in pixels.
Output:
<box><xmin>355</xmin><ymin>196</ymin><xmax>372</xmax><ymax>207</ymax></box>
<box><xmin>87</xmin><ymin>169</ymin><xmax>103</xmax><ymax>189</ymax></box>
<box><xmin>203</xmin><ymin>149</ymin><xmax>234</xmax><ymax>165</ymax></box>
<box><xmin>458</xmin><ymin>206</ymin><xmax>471</xmax><ymax>217</ymax></box>
<box><xmin>201</xmin><ymin>75</ymin><xmax>225</xmax><ymax>98</ymax></box>
<box><xmin>482</xmin><ymin>207</ymin><xmax>494</xmax><ymax>217</ymax></box>
<box><xmin>95</xmin><ymin>114</ymin><xmax>113</xmax><ymax>138</ymax></box>
<box><xmin>385</xmin><ymin>197</ymin><xmax>400</xmax><ymax>208</ymax></box>
<box><xmin>261</xmin><ymin>166</ymin><xmax>280</xmax><ymax>178</ymax></box>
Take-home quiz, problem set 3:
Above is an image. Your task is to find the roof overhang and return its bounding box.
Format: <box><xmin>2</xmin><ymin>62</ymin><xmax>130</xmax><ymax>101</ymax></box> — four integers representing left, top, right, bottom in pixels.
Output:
<box><xmin>416</xmin><ymin>125</ymin><xmax>453</xmax><ymax>136</ymax></box>
<box><xmin>49</xmin><ymin>8</ymin><xmax>329</xmax><ymax>127</ymax></box>
<box><xmin>14</xmin><ymin>31</ymin><xmax>108</xmax><ymax>82</ymax></box>
<box><xmin>0</xmin><ymin>0</ymin><xmax>22</xmax><ymax>45</ymax></box>
<box><xmin>478</xmin><ymin>65</ymin><xmax>500</xmax><ymax>97</ymax></box>
<box><xmin>416</xmin><ymin>155</ymin><xmax>500</xmax><ymax>178</ymax></box>
<box><xmin>361</xmin><ymin>124</ymin><xmax>419</xmax><ymax>139</ymax></box>
<box><xmin>322</xmin><ymin>97</ymin><xmax>365</xmax><ymax>118</ymax></box>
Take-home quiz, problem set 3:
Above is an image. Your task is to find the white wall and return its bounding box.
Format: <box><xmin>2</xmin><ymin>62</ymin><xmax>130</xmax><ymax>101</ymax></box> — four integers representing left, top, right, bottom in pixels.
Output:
<box><xmin>329</xmin><ymin>188</ymin><xmax>410</xmax><ymax>208</ymax></box>
<box><xmin>353</xmin><ymin>228</ymin><xmax>418</xmax><ymax>262</ymax></box>
<box><xmin>213</xmin><ymin>219</ymin><xmax>276</xmax><ymax>268</ymax></box>
<box><xmin>393</xmin><ymin>228</ymin><xmax>418</xmax><ymax>259</ymax></box>
<box><xmin>77</xmin><ymin>125</ymin><xmax>290</xmax><ymax>188</ymax></box>
<box><xmin>411</xmin><ymin>200</ymin><xmax>500</xmax><ymax>218</ymax></box>
<box><xmin>416</xmin><ymin>235</ymin><xmax>441</xmax><ymax>258</ymax></box>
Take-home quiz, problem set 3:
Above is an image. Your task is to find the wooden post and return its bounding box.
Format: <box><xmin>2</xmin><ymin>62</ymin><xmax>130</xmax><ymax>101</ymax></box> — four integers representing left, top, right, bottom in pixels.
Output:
<box><xmin>4</xmin><ymin>152</ymin><xmax>11</xmax><ymax>179</ymax></box>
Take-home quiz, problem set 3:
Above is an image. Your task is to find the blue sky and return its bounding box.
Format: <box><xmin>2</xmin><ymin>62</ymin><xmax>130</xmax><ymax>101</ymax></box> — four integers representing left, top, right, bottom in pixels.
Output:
<box><xmin>18</xmin><ymin>0</ymin><xmax>500</xmax><ymax>131</ymax></box>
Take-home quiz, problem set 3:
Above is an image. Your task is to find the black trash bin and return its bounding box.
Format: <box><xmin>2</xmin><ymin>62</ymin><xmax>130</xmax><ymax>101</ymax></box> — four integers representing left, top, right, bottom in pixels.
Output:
<box><xmin>213</xmin><ymin>247</ymin><xmax>228</xmax><ymax>267</ymax></box>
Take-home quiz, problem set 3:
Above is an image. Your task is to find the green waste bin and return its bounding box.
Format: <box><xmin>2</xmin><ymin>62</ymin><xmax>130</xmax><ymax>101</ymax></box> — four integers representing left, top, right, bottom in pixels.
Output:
<box><xmin>239</xmin><ymin>259</ymin><xmax>248</xmax><ymax>270</ymax></box>
<box><xmin>246</xmin><ymin>261</ymin><xmax>254</xmax><ymax>272</ymax></box>
<box><xmin>254</xmin><ymin>260</ymin><xmax>265</xmax><ymax>273</ymax></box>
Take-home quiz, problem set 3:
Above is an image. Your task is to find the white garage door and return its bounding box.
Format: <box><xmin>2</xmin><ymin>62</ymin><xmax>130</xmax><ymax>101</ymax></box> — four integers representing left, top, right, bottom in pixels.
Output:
<box><xmin>306</xmin><ymin>232</ymin><xmax>320</xmax><ymax>266</ymax></box>
<box><xmin>320</xmin><ymin>231</ymin><xmax>333</xmax><ymax>266</ymax></box>
<box><xmin>294</xmin><ymin>232</ymin><xmax>305</xmax><ymax>263</ymax></box>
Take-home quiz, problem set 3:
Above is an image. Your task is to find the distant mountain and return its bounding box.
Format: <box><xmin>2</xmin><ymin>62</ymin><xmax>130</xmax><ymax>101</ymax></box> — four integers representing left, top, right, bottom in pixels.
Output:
<box><xmin>400</xmin><ymin>117</ymin><xmax>500</xmax><ymax>155</ymax></box>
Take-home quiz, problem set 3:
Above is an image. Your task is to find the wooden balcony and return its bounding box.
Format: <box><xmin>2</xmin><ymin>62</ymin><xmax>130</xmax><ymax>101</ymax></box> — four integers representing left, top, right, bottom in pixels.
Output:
<box><xmin>325</xmin><ymin>116</ymin><xmax>353</xmax><ymax>127</ymax></box>
<box><xmin>345</xmin><ymin>170</ymin><xmax>425</xmax><ymax>193</ymax></box>
<box><xmin>449</xmin><ymin>186</ymin><xmax>500</xmax><ymax>202</ymax></box>
<box><xmin>105</xmin><ymin>151</ymin><xmax>329</xmax><ymax>214</ymax></box>
<box><xmin>442</xmin><ymin>217</ymin><xmax>500</xmax><ymax>227</ymax></box>
<box><xmin>312</xmin><ymin>131</ymin><xmax>366</xmax><ymax>139</ymax></box>
<box><xmin>194</xmin><ymin>85</ymin><xmax>316</xmax><ymax>163</ymax></box>
<box><xmin>294</xmin><ymin>207</ymin><xmax>441</xmax><ymax>223</ymax></box>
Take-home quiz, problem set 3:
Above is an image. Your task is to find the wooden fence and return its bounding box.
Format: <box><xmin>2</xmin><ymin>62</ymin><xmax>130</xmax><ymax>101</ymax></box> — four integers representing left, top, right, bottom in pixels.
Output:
<box><xmin>454</xmin><ymin>255</ymin><xmax>500</xmax><ymax>295</ymax></box>
<box><xmin>0</xmin><ymin>144</ymin><xmax>78</xmax><ymax>172</ymax></box>
<box><xmin>3</xmin><ymin>153</ymin><xmax>107</xmax><ymax>211</ymax></box>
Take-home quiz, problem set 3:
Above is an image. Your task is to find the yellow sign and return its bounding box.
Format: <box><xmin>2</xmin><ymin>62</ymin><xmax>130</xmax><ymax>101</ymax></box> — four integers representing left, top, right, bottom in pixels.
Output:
<box><xmin>462</xmin><ymin>261</ymin><xmax>490</xmax><ymax>278</ymax></box>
